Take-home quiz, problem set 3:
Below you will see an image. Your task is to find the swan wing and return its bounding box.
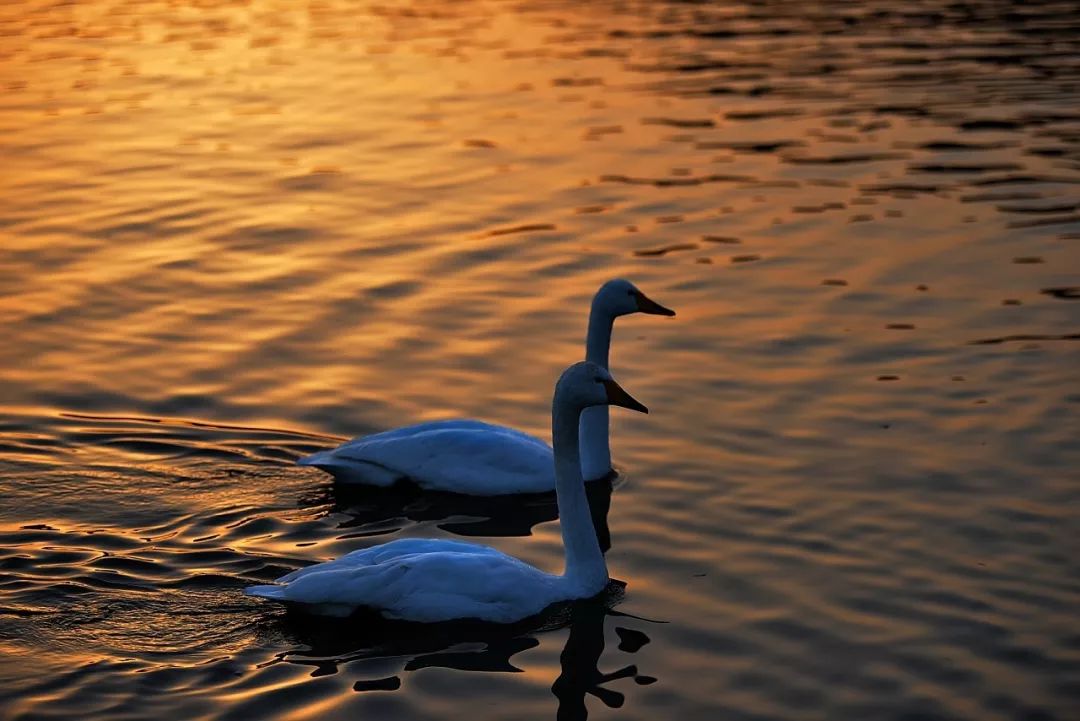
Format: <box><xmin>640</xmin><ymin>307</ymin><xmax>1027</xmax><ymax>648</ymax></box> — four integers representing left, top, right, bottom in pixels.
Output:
<box><xmin>344</xmin><ymin>420</ymin><xmax>548</xmax><ymax>448</ymax></box>
<box><xmin>273</xmin><ymin>538</ymin><xmax>497</xmax><ymax>583</ymax></box>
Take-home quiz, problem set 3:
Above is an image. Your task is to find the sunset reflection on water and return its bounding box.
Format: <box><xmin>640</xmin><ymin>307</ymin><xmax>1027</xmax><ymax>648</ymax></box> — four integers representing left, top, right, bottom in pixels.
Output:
<box><xmin>1</xmin><ymin>1</ymin><xmax>1078</xmax><ymax>720</ymax></box>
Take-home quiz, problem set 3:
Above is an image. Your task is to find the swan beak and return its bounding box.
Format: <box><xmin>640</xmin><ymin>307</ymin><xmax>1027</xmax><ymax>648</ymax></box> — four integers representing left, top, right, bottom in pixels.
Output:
<box><xmin>602</xmin><ymin>380</ymin><xmax>648</xmax><ymax>414</ymax></box>
<box><xmin>634</xmin><ymin>291</ymin><xmax>676</xmax><ymax>317</ymax></box>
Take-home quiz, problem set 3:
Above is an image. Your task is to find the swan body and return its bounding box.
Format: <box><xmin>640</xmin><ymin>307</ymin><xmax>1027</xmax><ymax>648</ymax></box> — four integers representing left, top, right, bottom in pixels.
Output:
<box><xmin>245</xmin><ymin>538</ymin><xmax>564</xmax><ymax>621</ymax></box>
<box><xmin>246</xmin><ymin>361</ymin><xmax>648</xmax><ymax>622</ymax></box>
<box><xmin>298</xmin><ymin>279</ymin><xmax>673</xmax><ymax>494</ymax></box>
<box><xmin>299</xmin><ymin>419</ymin><xmax>555</xmax><ymax>494</ymax></box>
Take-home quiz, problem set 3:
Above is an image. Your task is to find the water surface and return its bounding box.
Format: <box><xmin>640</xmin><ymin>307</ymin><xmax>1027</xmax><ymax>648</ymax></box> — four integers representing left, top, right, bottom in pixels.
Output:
<box><xmin>1</xmin><ymin>1</ymin><xmax>1078</xmax><ymax>720</ymax></box>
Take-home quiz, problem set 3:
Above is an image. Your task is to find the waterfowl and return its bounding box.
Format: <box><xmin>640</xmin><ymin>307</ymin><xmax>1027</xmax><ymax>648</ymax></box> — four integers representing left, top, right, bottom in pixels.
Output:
<box><xmin>245</xmin><ymin>361</ymin><xmax>646</xmax><ymax>622</ymax></box>
<box><xmin>298</xmin><ymin>279</ymin><xmax>672</xmax><ymax>494</ymax></box>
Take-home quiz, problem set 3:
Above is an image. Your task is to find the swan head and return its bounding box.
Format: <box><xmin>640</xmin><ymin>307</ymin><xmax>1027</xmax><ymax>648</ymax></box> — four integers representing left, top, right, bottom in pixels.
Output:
<box><xmin>593</xmin><ymin>279</ymin><xmax>675</xmax><ymax>319</ymax></box>
<box><xmin>556</xmin><ymin>361</ymin><xmax>648</xmax><ymax>415</ymax></box>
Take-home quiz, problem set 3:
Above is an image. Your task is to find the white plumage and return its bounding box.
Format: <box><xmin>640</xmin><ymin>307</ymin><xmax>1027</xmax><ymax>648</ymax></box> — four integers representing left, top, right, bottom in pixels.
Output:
<box><xmin>299</xmin><ymin>420</ymin><xmax>554</xmax><ymax>494</ymax></box>
<box><xmin>246</xmin><ymin>538</ymin><xmax>561</xmax><ymax>622</ymax></box>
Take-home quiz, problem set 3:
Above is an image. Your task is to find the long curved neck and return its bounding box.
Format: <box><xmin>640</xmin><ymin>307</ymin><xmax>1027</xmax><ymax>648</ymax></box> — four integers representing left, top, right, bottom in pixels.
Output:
<box><xmin>585</xmin><ymin>300</ymin><xmax>613</xmax><ymax>369</ymax></box>
<box><xmin>581</xmin><ymin>303</ymin><xmax>614</xmax><ymax>480</ymax></box>
<box><xmin>553</xmin><ymin>398</ymin><xmax>608</xmax><ymax>593</ymax></box>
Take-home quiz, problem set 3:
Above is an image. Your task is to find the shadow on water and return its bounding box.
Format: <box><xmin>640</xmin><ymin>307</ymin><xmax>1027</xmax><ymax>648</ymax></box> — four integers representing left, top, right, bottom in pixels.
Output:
<box><xmin>261</xmin><ymin>583</ymin><xmax>655</xmax><ymax>720</ymax></box>
<box><xmin>317</xmin><ymin>476</ymin><xmax>615</xmax><ymax>549</ymax></box>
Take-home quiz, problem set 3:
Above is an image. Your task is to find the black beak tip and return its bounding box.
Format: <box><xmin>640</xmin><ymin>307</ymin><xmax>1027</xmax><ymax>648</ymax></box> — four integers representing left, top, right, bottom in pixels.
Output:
<box><xmin>603</xmin><ymin>380</ymin><xmax>649</xmax><ymax>415</ymax></box>
<box><xmin>635</xmin><ymin>292</ymin><xmax>676</xmax><ymax>317</ymax></box>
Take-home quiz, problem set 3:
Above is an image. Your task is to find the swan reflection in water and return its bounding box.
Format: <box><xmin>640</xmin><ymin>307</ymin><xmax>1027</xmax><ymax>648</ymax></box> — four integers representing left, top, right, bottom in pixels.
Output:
<box><xmin>552</xmin><ymin>598</ymin><xmax>657</xmax><ymax>720</ymax></box>
<box><xmin>303</xmin><ymin>474</ymin><xmax>615</xmax><ymax>550</ymax></box>
<box><xmin>261</xmin><ymin>583</ymin><xmax>654</xmax><ymax>720</ymax></box>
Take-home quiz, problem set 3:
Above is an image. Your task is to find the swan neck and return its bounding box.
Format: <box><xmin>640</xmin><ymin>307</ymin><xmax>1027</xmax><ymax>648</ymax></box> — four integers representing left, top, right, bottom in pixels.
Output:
<box><xmin>553</xmin><ymin>398</ymin><xmax>608</xmax><ymax>593</ymax></box>
<box><xmin>585</xmin><ymin>300</ymin><xmax>613</xmax><ymax>368</ymax></box>
<box><xmin>581</xmin><ymin>300</ymin><xmax>614</xmax><ymax>479</ymax></box>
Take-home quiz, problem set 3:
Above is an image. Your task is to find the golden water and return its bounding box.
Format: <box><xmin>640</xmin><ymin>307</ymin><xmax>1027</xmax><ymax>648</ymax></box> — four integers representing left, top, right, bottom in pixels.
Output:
<box><xmin>1</xmin><ymin>1</ymin><xmax>1078</xmax><ymax>720</ymax></box>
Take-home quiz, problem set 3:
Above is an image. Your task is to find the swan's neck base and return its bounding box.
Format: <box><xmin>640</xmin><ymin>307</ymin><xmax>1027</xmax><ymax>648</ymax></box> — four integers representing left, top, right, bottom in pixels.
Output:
<box><xmin>553</xmin><ymin>400</ymin><xmax>608</xmax><ymax>593</ymax></box>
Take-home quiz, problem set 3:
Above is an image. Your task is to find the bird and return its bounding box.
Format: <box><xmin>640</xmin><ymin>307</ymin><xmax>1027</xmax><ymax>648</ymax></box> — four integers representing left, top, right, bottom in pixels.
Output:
<box><xmin>296</xmin><ymin>279</ymin><xmax>673</xmax><ymax>495</ymax></box>
<box><xmin>245</xmin><ymin>361</ymin><xmax>648</xmax><ymax>622</ymax></box>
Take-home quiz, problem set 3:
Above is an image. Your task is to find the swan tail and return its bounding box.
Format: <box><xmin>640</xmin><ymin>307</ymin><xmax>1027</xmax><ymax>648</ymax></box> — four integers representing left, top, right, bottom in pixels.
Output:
<box><xmin>244</xmin><ymin>584</ymin><xmax>288</xmax><ymax>600</ymax></box>
<box><xmin>297</xmin><ymin>451</ymin><xmax>402</xmax><ymax>487</ymax></box>
<box><xmin>297</xmin><ymin>450</ymin><xmax>332</xmax><ymax>467</ymax></box>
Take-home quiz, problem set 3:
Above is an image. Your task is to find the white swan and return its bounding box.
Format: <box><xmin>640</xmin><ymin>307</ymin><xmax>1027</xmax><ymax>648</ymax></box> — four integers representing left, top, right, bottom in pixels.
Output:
<box><xmin>298</xmin><ymin>279</ymin><xmax>673</xmax><ymax>494</ymax></box>
<box><xmin>246</xmin><ymin>361</ymin><xmax>647</xmax><ymax>622</ymax></box>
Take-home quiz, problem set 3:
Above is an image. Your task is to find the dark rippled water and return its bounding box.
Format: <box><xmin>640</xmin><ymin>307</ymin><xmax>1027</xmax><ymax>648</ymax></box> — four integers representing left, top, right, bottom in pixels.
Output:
<box><xmin>1</xmin><ymin>1</ymin><xmax>1078</xmax><ymax>719</ymax></box>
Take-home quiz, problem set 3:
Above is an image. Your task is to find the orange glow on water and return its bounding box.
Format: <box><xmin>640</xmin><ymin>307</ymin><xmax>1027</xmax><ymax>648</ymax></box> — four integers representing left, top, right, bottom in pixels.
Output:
<box><xmin>1</xmin><ymin>1</ymin><xmax>1078</xmax><ymax>719</ymax></box>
